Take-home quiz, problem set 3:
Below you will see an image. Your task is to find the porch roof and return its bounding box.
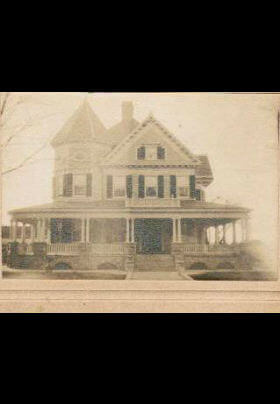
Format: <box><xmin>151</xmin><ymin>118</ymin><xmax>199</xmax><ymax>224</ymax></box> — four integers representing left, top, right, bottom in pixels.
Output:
<box><xmin>9</xmin><ymin>199</ymin><xmax>250</xmax><ymax>217</ymax></box>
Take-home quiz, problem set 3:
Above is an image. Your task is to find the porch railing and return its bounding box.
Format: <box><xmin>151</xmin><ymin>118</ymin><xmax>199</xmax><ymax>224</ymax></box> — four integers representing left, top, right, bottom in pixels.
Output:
<box><xmin>182</xmin><ymin>244</ymin><xmax>240</xmax><ymax>255</ymax></box>
<box><xmin>88</xmin><ymin>243</ymin><xmax>126</xmax><ymax>256</ymax></box>
<box><xmin>46</xmin><ymin>243</ymin><xmax>126</xmax><ymax>256</ymax></box>
<box><xmin>125</xmin><ymin>198</ymin><xmax>180</xmax><ymax>208</ymax></box>
<box><xmin>47</xmin><ymin>243</ymin><xmax>81</xmax><ymax>256</ymax></box>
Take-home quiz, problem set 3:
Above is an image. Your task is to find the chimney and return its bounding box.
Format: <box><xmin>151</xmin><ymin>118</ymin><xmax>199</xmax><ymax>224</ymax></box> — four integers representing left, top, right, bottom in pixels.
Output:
<box><xmin>122</xmin><ymin>101</ymin><xmax>134</xmax><ymax>121</ymax></box>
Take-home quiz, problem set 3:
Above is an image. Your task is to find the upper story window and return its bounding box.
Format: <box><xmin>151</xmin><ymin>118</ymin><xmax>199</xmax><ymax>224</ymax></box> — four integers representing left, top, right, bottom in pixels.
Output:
<box><xmin>56</xmin><ymin>175</ymin><xmax>64</xmax><ymax>197</ymax></box>
<box><xmin>145</xmin><ymin>176</ymin><xmax>157</xmax><ymax>197</ymax></box>
<box><xmin>113</xmin><ymin>176</ymin><xmax>126</xmax><ymax>197</ymax></box>
<box><xmin>74</xmin><ymin>175</ymin><xmax>87</xmax><ymax>196</ymax></box>
<box><xmin>137</xmin><ymin>145</ymin><xmax>165</xmax><ymax>161</ymax></box>
<box><xmin>178</xmin><ymin>176</ymin><xmax>189</xmax><ymax>197</ymax></box>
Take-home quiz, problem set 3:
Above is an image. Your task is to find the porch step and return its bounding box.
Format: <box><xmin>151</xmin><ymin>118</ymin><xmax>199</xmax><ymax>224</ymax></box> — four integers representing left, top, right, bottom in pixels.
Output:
<box><xmin>135</xmin><ymin>254</ymin><xmax>176</xmax><ymax>271</ymax></box>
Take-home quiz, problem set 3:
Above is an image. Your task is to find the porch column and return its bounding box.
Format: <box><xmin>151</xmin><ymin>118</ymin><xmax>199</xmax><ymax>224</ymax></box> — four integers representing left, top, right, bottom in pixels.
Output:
<box><xmin>30</xmin><ymin>221</ymin><xmax>35</xmax><ymax>243</ymax></box>
<box><xmin>245</xmin><ymin>217</ymin><xmax>250</xmax><ymax>242</ymax></box>
<box><xmin>81</xmin><ymin>218</ymin><xmax>85</xmax><ymax>242</ymax></box>
<box><xmin>126</xmin><ymin>218</ymin><xmax>130</xmax><ymax>243</ymax></box>
<box><xmin>215</xmin><ymin>225</ymin><xmax>219</xmax><ymax>245</ymax></box>
<box><xmin>22</xmin><ymin>223</ymin><xmax>26</xmax><ymax>243</ymax></box>
<box><xmin>178</xmin><ymin>218</ymin><xmax>182</xmax><ymax>243</ymax></box>
<box><xmin>172</xmin><ymin>218</ymin><xmax>177</xmax><ymax>242</ymax></box>
<box><xmin>15</xmin><ymin>220</ymin><xmax>19</xmax><ymax>241</ymax></box>
<box><xmin>201</xmin><ymin>225</ymin><xmax>207</xmax><ymax>244</ymax></box>
<box><xmin>10</xmin><ymin>220</ymin><xmax>15</xmax><ymax>241</ymax></box>
<box><xmin>41</xmin><ymin>219</ymin><xmax>45</xmax><ymax>241</ymax></box>
<box><xmin>232</xmin><ymin>221</ymin><xmax>236</xmax><ymax>244</ymax></box>
<box><xmin>46</xmin><ymin>219</ymin><xmax>51</xmax><ymax>243</ymax></box>
<box><xmin>86</xmin><ymin>218</ymin><xmax>90</xmax><ymax>243</ymax></box>
<box><xmin>131</xmin><ymin>218</ymin><xmax>135</xmax><ymax>243</ymax></box>
<box><xmin>222</xmin><ymin>223</ymin><xmax>227</xmax><ymax>244</ymax></box>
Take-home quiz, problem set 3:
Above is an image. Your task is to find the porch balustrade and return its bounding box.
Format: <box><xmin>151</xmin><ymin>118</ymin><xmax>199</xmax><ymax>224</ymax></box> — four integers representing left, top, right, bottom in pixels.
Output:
<box><xmin>125</xmin><ymin>198</ymin><xmax>180</xmax><ymax>208</ymax></box>
<box><xmin>88</xmin><ymin>243</ymin><xmax>126</xmax><ymax>256</ymax></box>
<box><xmin>47</xmin><ymin>243</ymin><xmax>81</xmax><ymax>256</ymax></box>
<box><xmin>182</xmin><ymin>243</ymin><xmax>241</xmax><ymax>255</ymax></box>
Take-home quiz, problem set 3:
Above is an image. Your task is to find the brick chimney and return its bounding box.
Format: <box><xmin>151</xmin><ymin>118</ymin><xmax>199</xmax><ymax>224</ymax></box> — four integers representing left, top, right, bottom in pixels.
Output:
<box><xmin>122</xmin><ymin>101</ymin><xmax>134</xmax><ymax>121</ymax></box>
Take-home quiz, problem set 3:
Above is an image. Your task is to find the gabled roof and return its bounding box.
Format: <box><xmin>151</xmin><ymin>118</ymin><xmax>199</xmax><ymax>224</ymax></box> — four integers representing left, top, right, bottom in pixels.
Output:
<box><xmin>51</xmin><ymin>100</ymin><xmax>108</xmax><ymax>147</ymax></box>
<box><xmin>103</xmin><ymin>114</ymin><xmax>201</xmax><ymax>166</ymax></box>
<box><xmin>106</xmin><ymin>118</ymin><xmax>140</xmax><ymax>146</ymax></box>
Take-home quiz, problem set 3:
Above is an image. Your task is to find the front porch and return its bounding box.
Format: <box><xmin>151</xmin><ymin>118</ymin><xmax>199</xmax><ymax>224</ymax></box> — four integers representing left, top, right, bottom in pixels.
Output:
<box><xmin>6</xmin><ymin>214</ymin><xmax>252</xmax><ymax>272</ymax></box>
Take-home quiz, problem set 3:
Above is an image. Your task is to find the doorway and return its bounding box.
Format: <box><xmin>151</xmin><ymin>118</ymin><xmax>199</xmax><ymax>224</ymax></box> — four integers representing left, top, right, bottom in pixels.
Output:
<box><xmin>135</xmin><ymin>219</ymin><xmax>172</xmax><ymax>254</ymax></box>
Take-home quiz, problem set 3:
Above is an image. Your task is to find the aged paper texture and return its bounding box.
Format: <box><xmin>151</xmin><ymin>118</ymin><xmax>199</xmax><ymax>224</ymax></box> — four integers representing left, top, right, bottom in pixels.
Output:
<box><xmin>0</xmin><ymin>92</ymin><xmax>279</xmax><ymax>312</ymax></box>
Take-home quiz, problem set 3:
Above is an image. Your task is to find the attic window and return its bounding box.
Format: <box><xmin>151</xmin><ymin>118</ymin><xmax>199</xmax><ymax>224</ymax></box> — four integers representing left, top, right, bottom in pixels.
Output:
<box><xmin>137</xmin><ymin>146</ymin><xmax>145</xmax><ymax>160</ymax></box>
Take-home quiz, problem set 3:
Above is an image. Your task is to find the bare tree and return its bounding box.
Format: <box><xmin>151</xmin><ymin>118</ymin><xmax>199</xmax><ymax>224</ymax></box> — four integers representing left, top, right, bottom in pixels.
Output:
<box><xmin>0</xmin><ymin>92</ymin><xmax>61</xmax><ymax>176</ymax></box>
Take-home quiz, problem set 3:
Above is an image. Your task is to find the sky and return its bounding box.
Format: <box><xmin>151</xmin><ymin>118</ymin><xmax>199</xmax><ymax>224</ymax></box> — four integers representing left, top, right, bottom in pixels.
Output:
<box><xmin>1</xmin><ymin>92</ymin><xmax>279</xmax><ymax>263</ymax></box>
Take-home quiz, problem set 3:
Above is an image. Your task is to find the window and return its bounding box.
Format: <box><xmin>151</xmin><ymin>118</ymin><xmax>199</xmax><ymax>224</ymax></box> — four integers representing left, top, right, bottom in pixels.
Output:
<box><xmin>178</xmin><ymin>176</ymin><xmax>189</xmax><ymax>197</ymax></box>
<box><xmin>73</xmin><ymin>175</ymin><xmax>87</xmax><ymax>196</ymax></box>
<box><xmin>157</xmin><ymin>146</ymin><xmax>165</xmax><ymax>159</ymax></box>
<box><xmin>145</xmin><ymin>176</ymin><xmax>157</xmax><ymax>197</ymax></box>
<box><xmin>137</xmin><ymin>145</ymin><xmax>166</xmax><ymax>160</ymax></box>
<box><xmin>113</xmin><ymin>176</ymin><xmax>126</xmax><ymax>197</ymax></box>
<box><xmin>137</xmin><ymin>146</ymin><xmax>145</xmax><ymax>160</ymax></box>
<box><xmin>56</xmin><ymin>176</ymin><xmax>64</xmax><ymax>196</ymax></box>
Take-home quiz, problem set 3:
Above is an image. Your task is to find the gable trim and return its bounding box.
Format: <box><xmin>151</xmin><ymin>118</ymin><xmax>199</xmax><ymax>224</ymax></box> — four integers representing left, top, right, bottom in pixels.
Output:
<box><xmin>103</xmin><ymin>115</ymin><xmax>201</xmax><ymax>165</ymax></box>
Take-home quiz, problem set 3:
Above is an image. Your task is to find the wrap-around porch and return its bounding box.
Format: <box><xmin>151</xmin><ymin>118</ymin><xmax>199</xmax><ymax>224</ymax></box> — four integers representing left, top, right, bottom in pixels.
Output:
<box><xmin>9</xmin><ymin>216</ymin><xmax>251</xmax><ymax>256</ymax></box>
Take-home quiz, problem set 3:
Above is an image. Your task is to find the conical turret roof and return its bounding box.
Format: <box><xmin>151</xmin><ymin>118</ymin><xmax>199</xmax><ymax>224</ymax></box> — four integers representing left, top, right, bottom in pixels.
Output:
<box><xmin>51</xmin><ymin>99</ymin><xmax>107</xmax><ymax>147</ymax></box>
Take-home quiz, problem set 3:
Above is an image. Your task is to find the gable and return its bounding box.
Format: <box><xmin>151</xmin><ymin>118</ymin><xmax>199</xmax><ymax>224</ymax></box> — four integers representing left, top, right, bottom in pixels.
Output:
<box><xmin>103</xmin><ymin>116</ymin><xmax>200</xmax><ymax>166</ymax></box>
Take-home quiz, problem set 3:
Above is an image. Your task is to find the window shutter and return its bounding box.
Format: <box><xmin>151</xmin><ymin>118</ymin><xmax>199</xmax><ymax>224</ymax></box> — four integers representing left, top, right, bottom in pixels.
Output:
<box><xmin>137</xmin><ymin>146</ymin><xmax>145</xmax><ymax>160</ymax></box>
<box><xmin>157</xmin><ymin>146</ymin><xmax>165</xmax><ymax>160</ymax></box>
<box><xmin>52</xmin><ymin>177</ymin><xmax>56</xmax><ymax>199</ymax></box>
<box><xmin>170</xmin><ymin>175</ymin><xmax>177</xmax><ymax>198</ymax></box>
<box><xmin>138</xmin><ymin>175</ymin><xmax>145</xmax><ymax>198</ymax></box>
<box><xmin>86</xmin><ymin>174</ymin><xmax>92</xmax><ymax>197</ymax></box>
<box><xmin>195</xmin><ymin>189</ymin><xmax>201</xmax><ymax>201</ymax></box>
<box><xmin>158</xmin><ymin>176</ymin><xmax>164</xmax><ymax>198</ymax></box>
<box><xmin>107</xmin><ymin>175</ymin><xmax>113</xmax><ymax>199</ymax></box>
<box><xmin>189</xmin><ymin>175</ymin><xmax>196</xmax><ymax>198</ymax></box>
<box><xmin>63</xmin><ymin>173</ymin><xmax>73</xmax><ymax>197</ymax></box>
<box><xmin>126</xmin><ymin>175</ymin><xmax>133</xmax><ymax>198</ymax></box>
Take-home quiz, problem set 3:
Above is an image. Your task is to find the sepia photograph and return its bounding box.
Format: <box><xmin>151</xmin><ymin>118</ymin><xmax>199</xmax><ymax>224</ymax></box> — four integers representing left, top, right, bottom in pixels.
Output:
<box><xmin>0</xmin><ymin>92</ymin><xmax>279</xmax><ymax>312</ymax></box>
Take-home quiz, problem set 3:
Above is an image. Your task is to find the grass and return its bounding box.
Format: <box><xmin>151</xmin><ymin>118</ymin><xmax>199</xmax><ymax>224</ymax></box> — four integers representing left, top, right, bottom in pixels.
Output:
<box><xmin>190</xmin><ymin>271</ymin><xmax>278</xmax><ymax>281</ymax></box>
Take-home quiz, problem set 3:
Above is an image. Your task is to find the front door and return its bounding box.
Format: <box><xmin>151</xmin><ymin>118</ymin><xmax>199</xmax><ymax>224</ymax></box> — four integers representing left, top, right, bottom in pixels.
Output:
<box><xmin>135</xmin><ymin>219</ymin><xmax>172</xmax><ymax>254</ymax></box>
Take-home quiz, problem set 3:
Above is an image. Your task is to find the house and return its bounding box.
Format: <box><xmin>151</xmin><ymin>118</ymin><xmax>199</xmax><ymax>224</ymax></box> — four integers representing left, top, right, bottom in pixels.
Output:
<box><xmin>7</xmin><ymin>100</ymin><xmax>251</xmax><ymax>272</ymax></box>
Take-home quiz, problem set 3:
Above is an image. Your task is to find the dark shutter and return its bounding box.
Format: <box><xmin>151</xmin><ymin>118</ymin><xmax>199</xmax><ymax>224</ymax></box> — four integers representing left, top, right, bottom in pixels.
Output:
<box><xmin>170</xmin><ymin>175</ymin><xmax>177</xmax><ymax>198</ymax></box>
<box><xmin>86</xmin><ymin>173</ymin><xmax>92</xmax><ymax>197</ymax></box>
<box><xmin>189</xmin><ymin>175</ymin><xmax>196</xmax><ymax>198</ymax></box>
<box><xmin>107</xmin><ymin>175</ymin><xmax>113</xmax><ymax>199</ymax></box>
<box><xmin>137</xmin><ymin>146</ymin><xmax>145</xmax><ymax>160</ymax></box>
<box><xmin>158</xmin><ymin>176</ymin><xmax>164</xmax><ymax>198</ymax></box>
<box><xmin>138</xmin><ymin>175</ymin><xmax>145</xmax><ymax>198</ymax></box>
<box><xmin>63</xmin><ymin>173</ymin><xmax>73</xmax><ymax>197</ymax></box>
<box><xmin>157</xmin><ymin>146</ymin><xmax>165</xmax><ymax>160</ymax></box>
<box><xmin>52</xmin><ymin>177</ymin><xmax>56</xmax><ymax>198</ymax></box>
<box><xmin>126</xmin><ymin>175</ymin><xmax>133</xmax><ymax>198</ymax></box>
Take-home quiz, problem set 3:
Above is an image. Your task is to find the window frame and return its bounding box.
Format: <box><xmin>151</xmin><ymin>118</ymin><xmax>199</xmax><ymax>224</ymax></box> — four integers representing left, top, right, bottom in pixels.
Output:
<box><xmin>73</xmin><ymin>174</ymin><xmax>87</xmax><ymax>197</ymax></box>
<box><xmin>113</xmin><ymin>176</ymin><xmax>126</xmax><ymax>198</ymax></box>
<box><xmin>145</xmin><ymin>176</ymin><xmax>158</xmax><ymax>198</ymax></box>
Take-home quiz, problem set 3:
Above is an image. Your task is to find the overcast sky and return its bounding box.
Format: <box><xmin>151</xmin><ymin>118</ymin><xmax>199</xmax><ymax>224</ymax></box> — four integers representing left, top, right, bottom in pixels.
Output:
<box><xmin>1</xmin><ymin>92</ymin><xmax>279</xmax><ymax>260</ymax></box>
